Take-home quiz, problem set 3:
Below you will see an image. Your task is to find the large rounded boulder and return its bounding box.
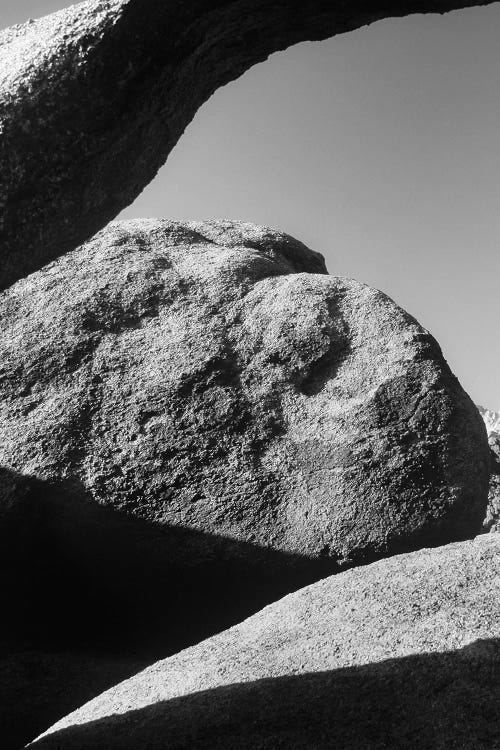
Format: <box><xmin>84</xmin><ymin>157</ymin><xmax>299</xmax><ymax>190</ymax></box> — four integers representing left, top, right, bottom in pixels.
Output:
<box><xmin>0</xmin><ymin>220</ymin><xmax>489</xmax><ymax>650</ymax></box>
<box><xmin>29</xmin><ymin>534</ymin><xmax>500</xmax><ymax>749</ymax></box>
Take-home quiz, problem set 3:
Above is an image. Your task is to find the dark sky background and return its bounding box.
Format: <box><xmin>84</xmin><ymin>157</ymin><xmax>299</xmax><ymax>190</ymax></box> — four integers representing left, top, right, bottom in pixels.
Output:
<box><xmin>2</xmin><ymin>1</ymin><xmax>499</xmax><ymax>410</ymax></box>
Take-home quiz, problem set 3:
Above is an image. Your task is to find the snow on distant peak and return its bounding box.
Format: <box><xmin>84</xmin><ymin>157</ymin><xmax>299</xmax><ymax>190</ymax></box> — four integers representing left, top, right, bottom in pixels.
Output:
<box><xmin>478</xmin><ymin>406</ymin><xmax>500</xmax><ymax>436</ymax></box>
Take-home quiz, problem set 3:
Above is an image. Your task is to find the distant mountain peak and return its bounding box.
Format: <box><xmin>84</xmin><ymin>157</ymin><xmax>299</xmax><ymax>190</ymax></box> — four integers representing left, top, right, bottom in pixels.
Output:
<box><xmin>477</xmin><ymin>405</ymin><xmax>500</xmax><ymax>435</ymax></box>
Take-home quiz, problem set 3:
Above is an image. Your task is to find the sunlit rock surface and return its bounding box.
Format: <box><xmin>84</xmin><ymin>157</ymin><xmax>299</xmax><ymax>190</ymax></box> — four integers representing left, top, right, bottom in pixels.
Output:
<box><xmin>30</xmin><ymin>535</ymin><xmax>500</xmax><ymax>749</ymax></box>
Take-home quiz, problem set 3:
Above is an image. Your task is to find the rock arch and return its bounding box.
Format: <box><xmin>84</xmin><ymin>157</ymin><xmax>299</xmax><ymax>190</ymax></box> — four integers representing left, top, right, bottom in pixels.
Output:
<box><xmin>0</xmin><ymin>0</ymin><xmax>495</xmax><ymax>289</ymax></box>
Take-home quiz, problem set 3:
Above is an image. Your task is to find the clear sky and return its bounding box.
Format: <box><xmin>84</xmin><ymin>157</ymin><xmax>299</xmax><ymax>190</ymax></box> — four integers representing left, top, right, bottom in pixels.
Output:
<box><xmin>2</xmin><ymin>2</ymin><xmax>499</xmax><ymax>410</ymax></box>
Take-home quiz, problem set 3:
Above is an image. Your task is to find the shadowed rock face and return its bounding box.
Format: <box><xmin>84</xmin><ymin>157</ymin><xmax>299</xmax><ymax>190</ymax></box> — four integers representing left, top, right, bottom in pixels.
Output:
<box><xmin>0</xmin><ymin>0</ymin><xmax>496</xmax><ymax>289</ymax></box>
<box><xmin>29</xmin><ymin>535</ymin><xmax>500</xmax><ymax>749</ymax></box>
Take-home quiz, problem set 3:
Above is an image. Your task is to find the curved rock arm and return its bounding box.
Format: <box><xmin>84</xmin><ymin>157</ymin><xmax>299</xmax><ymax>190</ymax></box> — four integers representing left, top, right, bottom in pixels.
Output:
<box><xmin>0</xmin><ymin>0</ymin><xmax>495</xmax><ymax>289</ymax></box>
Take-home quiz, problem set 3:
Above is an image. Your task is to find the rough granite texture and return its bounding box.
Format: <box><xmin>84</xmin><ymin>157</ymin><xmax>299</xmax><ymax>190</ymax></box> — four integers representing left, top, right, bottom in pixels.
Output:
<box><xmin>30</xmin><ymin>534</ymin><xmax>500</xmax><ymax>749</ymax></box>
<box><xmin>0</xmin><ymin>220</ymin><xmax>489</xmax><ymax>658</ymax></box>
<box><xmin>0</xmin><ymin>0</ymin><xmax>496</xmax><ymax>289</ymax></box>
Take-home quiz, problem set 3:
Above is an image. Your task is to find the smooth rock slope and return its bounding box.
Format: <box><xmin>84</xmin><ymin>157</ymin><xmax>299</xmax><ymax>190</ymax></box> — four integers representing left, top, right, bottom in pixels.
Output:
<box><xmin>0</xmin><ymin>0</ymin><xmax>496</xmax><ymax>288</ymax></box>
<box><xmin>0</xmin><ymin>220</ymin><xmax>489</xmax><ymax>653</ymax></box>
<box><xmin>30</xmin><ymin>534</ymin><xmax>500</xmax><ymax>749</ymax></box>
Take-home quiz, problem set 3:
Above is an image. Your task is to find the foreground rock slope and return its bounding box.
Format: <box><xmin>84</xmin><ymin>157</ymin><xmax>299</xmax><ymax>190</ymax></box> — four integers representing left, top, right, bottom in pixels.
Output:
<box><xmin>30</xmin><ymin>534</ymin><xmax>500</xmax><ymax>749</ymax></box>
<box><xmin>0</xmin><ymin>220</ymin><xmax>489</xmax><ymax>653</ymax></box>
<box><xmin>0</xmin><ymin>0</ymin><xmax>496</xmax><ymax>288</ymax></box>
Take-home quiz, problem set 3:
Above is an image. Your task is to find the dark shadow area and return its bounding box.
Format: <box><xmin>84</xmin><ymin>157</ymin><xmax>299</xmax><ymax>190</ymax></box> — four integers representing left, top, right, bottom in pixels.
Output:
<box><xmin>0</xmin><ymin>467</ymin><xmax>341</xmax><ymax>656</ymax></box>
<box><xmin>30</xmin><ymin>638</ymin><xmax>500</xmax><ymax>749</ymax></box>
<box><xmin>0</xmin><ymin>465</ymin><xmax>341</xmax><ymax>749</ymax></box>
<box><xmin>0</xmin><ymin>644</ymin><xmax>145</xmax><ymax>750</ymax></box>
